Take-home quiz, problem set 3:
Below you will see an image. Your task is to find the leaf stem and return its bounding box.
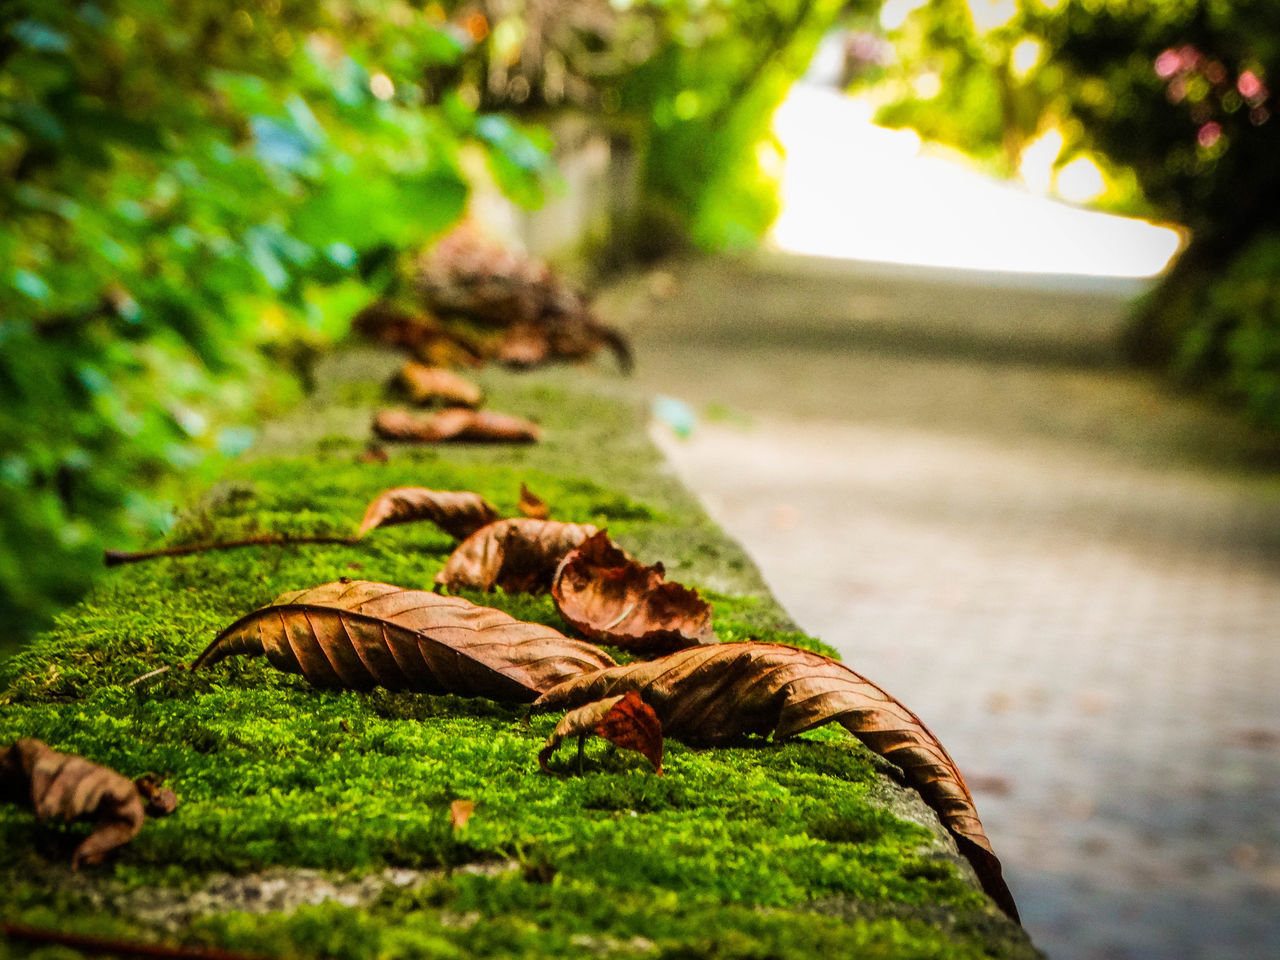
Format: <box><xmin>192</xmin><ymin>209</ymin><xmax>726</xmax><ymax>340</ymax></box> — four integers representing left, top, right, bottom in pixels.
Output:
<box><xmin>103</xmin><ymin>535</ymin><xmax>357</xmax><ymax>567</ymax></box>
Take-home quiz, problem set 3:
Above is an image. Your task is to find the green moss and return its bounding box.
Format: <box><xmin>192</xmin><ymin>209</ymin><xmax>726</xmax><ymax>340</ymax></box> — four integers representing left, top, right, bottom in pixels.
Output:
<box><xmin>0</xmin><ymin>357</ymin><xmax>1037</xmax><ymax>958</ymax></box>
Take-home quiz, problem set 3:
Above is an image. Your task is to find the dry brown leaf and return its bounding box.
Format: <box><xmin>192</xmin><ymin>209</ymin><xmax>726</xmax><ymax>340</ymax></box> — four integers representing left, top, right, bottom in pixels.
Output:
<box><xmin>551</xmin><ymin>531</ymin><xmax>715</xmax><ymax>654</ymax></box>
<box><xmin>353</xmin><ymin>300</ymin><xmax>488</xmax><ymax>368</ymax></box>
<box><xmin>397</xmin><ymin>362</ymin><xmax>483</xmax><ymax>408</ymax></box>
<box><xmin>435</xmin><ymin>519</ymin><xmax>598</xmax><ymax>594</ymax></box>
<box><xmin>358</xmin><ymin>444</ymin><xmax>389</xmax><ymax>464</ymax></box>
<box><xmin>449</xmin><ymin>799</ymin><xmax>475</xmax><ymax>831</ymax></box>
<box><xmin>356</xmin><ymin>487</ymin><xmax>499</xmax><ymax>540</ymax></box>
<box><xmin>0</xmin><ymin>739</ymin><xmax>163</xmax><ymax>868</ymax></box>
<box><xmin>532</xmin><ymin>642</ymin><xmax>1019</xmax><ymax>922</ymax></box>
<box><xmin>372</xmin><ymin>409</ymin><xmax>540</xmax><ymax>444</ymax></box>
<box><xmin>193</xmin><ymin>579</ymin><xmax>615</xmax><ymax>702</ymax></box>
<box><xmin>415</xmin><ymin>226</ymin><xmax>632</xmax><ymax>372</ymax></box>
<box><xmin>517</xmin><ymin>483</ymin><xmax>549</xmax><ymax>520</ymax></box>
<box><xmin>539</xmin><ymin>691</ymin><xmax>664</xmax><ymax>775</ymax></box>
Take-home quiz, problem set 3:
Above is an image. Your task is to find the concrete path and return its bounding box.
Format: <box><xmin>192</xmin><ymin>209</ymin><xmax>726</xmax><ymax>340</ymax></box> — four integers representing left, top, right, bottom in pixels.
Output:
<box><xmin>608</xmin><ymin>255</ymin><xmax>1280</xmax><ymax>960</ymax></box>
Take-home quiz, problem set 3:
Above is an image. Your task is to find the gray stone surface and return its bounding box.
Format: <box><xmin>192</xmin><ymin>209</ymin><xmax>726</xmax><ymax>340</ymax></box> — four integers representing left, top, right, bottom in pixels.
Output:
<box><xmin>607</xmin><ymin>255</ymin><xmax>1280</xmax><ymax>960</ymax></box>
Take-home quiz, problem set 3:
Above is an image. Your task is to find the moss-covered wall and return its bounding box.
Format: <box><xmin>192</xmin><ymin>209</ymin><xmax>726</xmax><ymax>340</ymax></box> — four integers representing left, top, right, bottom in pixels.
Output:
<box><xmin>0</xmin><ymin>349</ymin><xmax>1039</xmax><ymax>959</ymax></box>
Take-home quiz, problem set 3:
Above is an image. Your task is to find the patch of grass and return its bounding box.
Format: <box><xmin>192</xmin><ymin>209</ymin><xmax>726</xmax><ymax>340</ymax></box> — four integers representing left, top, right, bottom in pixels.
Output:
<box><xmin>0</xmin><ymin>361</ymin><xmax>1036</xmax><ymax>958</ymax></box>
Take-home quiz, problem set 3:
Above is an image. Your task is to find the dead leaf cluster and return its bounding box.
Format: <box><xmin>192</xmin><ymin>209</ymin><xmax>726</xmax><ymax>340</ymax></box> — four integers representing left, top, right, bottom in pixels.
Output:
<box><xmin>352</xmin><ymin>226</ymin><xmax>631</xmax><ymax>375</ymax></box>
<box><xmin>0</xmin><ymin>739</ymin><xmax>176</xmax><ymax>868</ymax></box>
<box><xmin>91</xmin><ymin>473</ymin><xmax>1019</xmax><ymax>921</ymax></box>
<box><xmin>414</xmin><ymin>225</ymin><xmax>631</xmax><ymax>373</ymax></box>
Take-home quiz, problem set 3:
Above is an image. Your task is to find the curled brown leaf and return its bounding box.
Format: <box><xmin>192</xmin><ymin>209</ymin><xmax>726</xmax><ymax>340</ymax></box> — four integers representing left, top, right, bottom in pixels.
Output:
<box><xmin>551</xmin><ymin>531</ymin><xmax>715</xmax><ymax>654</ymax></box>
<box><xmin>517</xmin><ymin>483</ymin><xmax>549</xmax><ymax>520</ymax></box>
<box><xmin>539</xmin><ymin>691</ymin><xmax>664</xmax><ymax>775</ymax></box>
<box><xmin>0</xmin><ymin>739</ymin><xmax>151</xmax><ymax>868</ymax></box>
<box><xmin>372</xmin><ymin>409</ymin><xmax>540</xmax><ymax>444</ymax></box>
<box><xmin>397</xmin><ymin>362</ymin><xmax>483</xmax><ymax>408</ymax></box>
<box><xmin>435</xmin><ymin>519</ymin><xmax>598</xmax><ymax>594</ymax></box>
<box><xmin>193</xmin><ymin>579</ymin><xmax>615</xmax><ymax>702</ymax></box>
<box><xmin>356</xmin><ymin>487</ymin><xmax>499</xmax><ymax>540</ymax></box>
<box><xmin>532</xmin><ymin>642</ymin><xmax>1019</xmax><ymax>922</ymax></box>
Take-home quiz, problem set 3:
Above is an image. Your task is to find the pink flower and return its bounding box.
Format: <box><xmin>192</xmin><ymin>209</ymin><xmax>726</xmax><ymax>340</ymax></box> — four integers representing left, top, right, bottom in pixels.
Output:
<box><xmin>1238</xmin><ymin>70</ymin><xmax>1266</xmax><ymax>102</ymax></box>
<box><xmin>1155</xmin><ymin>49</ymin><xmax>1181</xmax><ymax>79</ymax></box>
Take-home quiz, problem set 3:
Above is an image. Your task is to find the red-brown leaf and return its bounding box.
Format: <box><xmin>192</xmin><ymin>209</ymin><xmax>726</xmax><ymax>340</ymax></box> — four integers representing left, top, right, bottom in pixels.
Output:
<box><xmin>372</xmin><ymin>409</ymin><xmax>540</xmax><ymax>444</ymax></box>
<box><xmin>551</xmin><ymin>531</ymin><xmax>715</xmax><ymax>654</ymax></box>
<box><xmin>192</xmin><ymin>579</ymin><xmax>615</xmax><ymax>702</ymax></box>
<box><xmin>397</xmin><ymin>362</ymin><xmax>483</xmax><ymax>407</ymax></box>
<box><xmin>532</xmin><ymin>642</ymin><xmax>1019</xmax><ymax>921</ymax></box>
<box><xmin>537</xmin><ymin>691</ymin><xmax>664</xmax><ymax>775</ymax></box>
<box><xmin>0</xmin><ymin>739</ymin><xmax>149</xmax><ymax>868</ymax></box>
<box><xmin>356</xmin><ymin>487</ymin><xmax>499</xmax><ymax>540</ymax></box>
<box><xmin>435</xmin><ymin>519</ymin><xmax>598</xmax><ymax>594</ymax></box>
<box><xmin>517</xmin><ymin>483</ymin><xmax>549</xmax><ymax>520</ymax></box>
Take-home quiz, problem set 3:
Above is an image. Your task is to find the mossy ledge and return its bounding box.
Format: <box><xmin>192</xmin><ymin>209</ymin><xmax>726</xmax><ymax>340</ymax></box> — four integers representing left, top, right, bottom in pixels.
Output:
<box><xmin>0</xmin><ymin>348</ymin><xmax>1040</xmax><ymax>959</ymax></box>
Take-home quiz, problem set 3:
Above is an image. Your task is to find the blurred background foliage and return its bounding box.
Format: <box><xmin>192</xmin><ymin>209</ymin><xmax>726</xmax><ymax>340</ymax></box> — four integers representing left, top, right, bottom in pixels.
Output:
<box><xmin>839</xmin><ymin>0</ymin><xmax>1280</xmax><ymax>428</ymax></box>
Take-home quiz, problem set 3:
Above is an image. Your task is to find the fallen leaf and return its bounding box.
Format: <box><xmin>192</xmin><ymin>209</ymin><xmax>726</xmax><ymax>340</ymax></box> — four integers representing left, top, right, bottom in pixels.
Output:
<box><xmin>435</xmin><ymin>519</ymin><xmax>598</xmax><ymax>593</ymax></box>
<box><xmin>353</xmin><ymin>300</ymin><xmax>487</xmax><ymax>367</ymax></box>
<box><xmin>358</xmin><ymin>444</ymin><xmax>389</xmax><ymax>464</ymax></box>
<box><xmin>0</xmin><ymin>739</ymin><xmax>158</xmax><ymax>868</ymax></box>
<box><xmin>517</xmin><ymin>483</ymin><xmax>549</xmax><ymax>520</ymax></box>
<box><xmin>193</xmin><ymin>579</ymin><xmax>615</xmax><ymax>702</ymax></box>
<box><xmin>532</xmin><ymin>642</ymin><xmax>1019</xmax><ymax>922</ymax></box>
<box><xmin>415</xmin><ymin>226</ymin><xmax>632</xmax><ymax>372</ymax></box>
<box><xmin>449</xmin><ymin>799</ymin><xmax>475</xmax><ymax>830</ymax></box>
<box><xmin>356</xmin><ymin>487</ymin><xmax>500</xmax><ymax>540</ymax></box>
<box><xmin>398</xmin><ymin>362</ymin><xmax>483</xmax><ymax>408</ymax></box>
<box><xmin>551</xmin><ymin>531</ymin><xmax>715</xmax><ymax>654</ymax></box>
<box><xmin>539</xmin><ymin>691</ymin><xmax>664</xmax><ymax>774</ymax></box>
<box><xmin>372</xmin><ymin>409</ymin><xmax>540</xmax><ymax>444</ymax></box>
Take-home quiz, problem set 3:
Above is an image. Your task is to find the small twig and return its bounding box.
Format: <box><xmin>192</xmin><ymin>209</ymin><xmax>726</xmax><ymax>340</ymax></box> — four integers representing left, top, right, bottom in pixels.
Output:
<box><xmin>127</xmin><ymin>665</ymin><xmax>172</xmax><ymax>688</ymax></box>
<box><xmin>1</xmin><ymin>921</ymin><xmax>275</xmax><ymax>960</ymax></box>
<box><xmin>103</xmin><ymin>535</ymin><xmax>358</xmax><ymax>567</ymax></box>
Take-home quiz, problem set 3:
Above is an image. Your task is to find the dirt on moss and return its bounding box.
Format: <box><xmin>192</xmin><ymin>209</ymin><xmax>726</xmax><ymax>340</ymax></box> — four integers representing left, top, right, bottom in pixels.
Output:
<box><xmin>0</xmin><ymin>350</ymin><xmax>1039</xmax><ymax>959</ymax></box>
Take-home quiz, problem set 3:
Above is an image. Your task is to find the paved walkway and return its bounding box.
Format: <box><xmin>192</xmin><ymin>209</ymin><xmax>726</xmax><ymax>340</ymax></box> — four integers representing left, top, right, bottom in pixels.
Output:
<box><xmin>609</xmin><ymin>255</ymin><xmax>1280</xmax><ymax>960</ymax></box>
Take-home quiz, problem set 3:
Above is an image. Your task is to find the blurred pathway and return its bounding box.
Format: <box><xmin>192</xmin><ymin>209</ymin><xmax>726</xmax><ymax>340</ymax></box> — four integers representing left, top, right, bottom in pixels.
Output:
<box><xmin>608</xmin><ymin>254</ymin><xmax>1280</xmax><ymax>960</ymax></box>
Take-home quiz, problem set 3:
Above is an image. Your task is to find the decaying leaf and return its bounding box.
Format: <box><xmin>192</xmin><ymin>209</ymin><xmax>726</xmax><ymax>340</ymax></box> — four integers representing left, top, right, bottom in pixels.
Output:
<box><xmin>358</xmin><ymin>444</ymin><xmax>389</xmax><ymax>464</ymax></box>
<box><xmin>372</xmin><ymin>409</ymin><xmax>540</xmax><ymax>444</ymax></box>
<box><xmin>551</xmin><ymin>531</ymin><xmax>715</xmax><ymax>654</ymax></box>
<box><xmin>449</xmin><ymin>799</ymin><xmax>475</xmax><ymax>831</ymax></box>
<box><xmin>539</xmin><ymin>691</ymin><xmax>664</xmax><ymax>775</ymax></box>
<box><xmin>414</xmin><ymin>226</ymin><xmax>632</xmax><ymax>372</ymax></box>
<box><xmin>193</xmin><ymin>579</ymin><xmax>615</xmax><ymax>702</ymax></box>
<box><xmin>397</xmin><ymin>362</ymin><xmax>483</xmax><ymax>408</ymax></box>
<box><xmin>517</xmin><ymin>483</ymin><xmax>549</xmax><ymax>520</ymax></box>
<box><xmin>356</xmin><ymin>487</ymin><xmax>500</xmax><ymax>540</ymax></box>
<box><xmin>532</xmin><ymin>643</ymin><xmax>1019</xmax><ymax>922</ymax></box>
<box><xmin>0</xmin><ymin>739</ymin><xmax>174</xmax><ymax>868</ymax></box>
<box><xmin>435</xmin><ymin>519</ymin><xmax>598</xmax><ymax>594</ymax></box>
<box><xmin>353</xmin><ymin>300</ymin><xmax>487</xmax><ymax>368</ymax></box>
